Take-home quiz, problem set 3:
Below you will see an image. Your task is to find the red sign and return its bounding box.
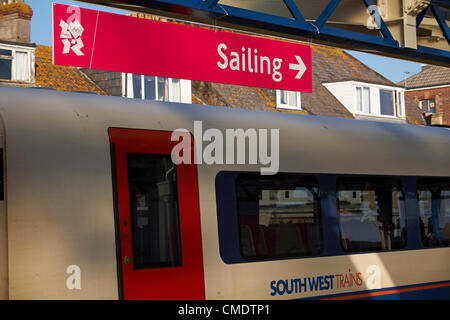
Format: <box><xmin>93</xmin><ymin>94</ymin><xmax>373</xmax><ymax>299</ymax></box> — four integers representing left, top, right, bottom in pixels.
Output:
<box><xmin>53</xmin><ymin>3</ymin><xmax>312</xmax><ymax>92</ymax></box>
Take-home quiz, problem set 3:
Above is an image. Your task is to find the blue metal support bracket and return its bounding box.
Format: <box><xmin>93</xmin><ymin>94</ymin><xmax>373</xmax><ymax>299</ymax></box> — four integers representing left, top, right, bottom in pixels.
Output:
<box><xmin>283</xmin><ymin>0</ymin><xmax>308</xmax><ymax>26</ymax></box>
<box><xmin>416</xmin><ymin>4</ymin><xmax>431</xmax><ymax>30</ymax></box>
<box><xmin>315</xmin><ymin>0</ymin><xmax>342</xmax><ymax>29</ymax></box>
<box><xmin>362</xmin><ymin>0</ymin><xmax>395</xmax><ymax>40</ymax></box>
<box><xmin>430</xmin><ymin>2</ymin><xmax>450</xmax><ymax>45</ymax></box>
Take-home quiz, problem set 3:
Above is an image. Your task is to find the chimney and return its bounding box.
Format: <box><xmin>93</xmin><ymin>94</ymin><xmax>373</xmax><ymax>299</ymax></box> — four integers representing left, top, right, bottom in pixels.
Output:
<box><xmin>0</xmin><ymin>0</ymin><xmax>33</xmax><ymax>43</ymax></box>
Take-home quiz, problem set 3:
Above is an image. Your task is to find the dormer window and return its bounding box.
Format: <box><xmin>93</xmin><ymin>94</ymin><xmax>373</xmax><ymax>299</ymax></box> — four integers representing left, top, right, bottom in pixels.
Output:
<box><xmin>0</xmin><ymin>43</ymin><xmax>35</xmax><ymax>83</ymax></box>
<box><xmin>324</xmin><ymin>81</ymin><xmax>406</xmax><ymax>120</ymax></box>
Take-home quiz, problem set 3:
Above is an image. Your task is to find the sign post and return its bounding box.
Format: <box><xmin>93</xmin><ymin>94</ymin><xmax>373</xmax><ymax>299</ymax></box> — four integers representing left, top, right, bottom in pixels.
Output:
<box><xmin>53</xmin><ymin>3</ymin><xmax>312</xmax><ymax>92</ymax></box>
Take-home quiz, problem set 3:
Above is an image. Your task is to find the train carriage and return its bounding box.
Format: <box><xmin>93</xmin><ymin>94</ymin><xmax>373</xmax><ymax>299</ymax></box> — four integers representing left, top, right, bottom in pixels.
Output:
<box><xmin>0</xmin><ymin>86</ymin><xmax>448</xmax><ymax>299</ymax></box>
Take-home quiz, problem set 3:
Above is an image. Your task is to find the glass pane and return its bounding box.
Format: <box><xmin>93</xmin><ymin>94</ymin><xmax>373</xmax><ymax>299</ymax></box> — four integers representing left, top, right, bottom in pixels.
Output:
<box><xmin>0</xmin><ymin>49</ymin><xmax>12</xmax><ymax>56</ymax></box>
<box><xmin>288</xmin><ymin>91</ymin><xmax>297</xmax><ymax>107</ymax></box>
<box><xmin>0</xmin><ymin>49</ymin><xmax>12</xmax><ymax>80</ymax></box>
<box><xmin>171</xmin><ymin>78</ymin><xmax>181</xmax><ymax>102</ymax></box>
<box><xmin>337</xmin><ymin>177</ymin><xmax>407</xmax><ymax>252</ymax></box>
<box><xmin>132</xmin><ymin>74</ymin><xmax>142</xmax><ymax>99</ymax></box>
<box><xmin>144</xmin><ymin>75</ymin><xmax>156</xmax><ymax>100</ymax></box>
<box><xmin>236</xmin><ymin>173</ymin><xmax>321</xmax><ymax>260</ymax></box>
<box><xmin>0</xmin><ymin>58</ymin><xmax>11</xmax><ymax>80</ymax></box>
<box><xmin>356</xmin><ymin>87</ymin><xmax>362</xmax><ymax>112</ymax></box>
<box><xmin>380</xmin><ymin>89</ymin><xmax>394</xmax><ymax>115</ymax></box>
<box><xmin>363</xmin><ymin>87</ymin><xmax>371</xmax><ymax>113</ymax></box>
<box><xmin>127</xmin><ymin>153</ymin><xmax>182</xmax><ymax>269</ymax></box>
<box><xmin>280</xmin><ymin>90</ymin><xmax>287</xmax><ymax>105</ymax></box>
<box><xmin>420</xmin><ymin>100</ymin><xmax>427</xmax><ymax>111</ymax></box>
<box><xmin>429</xmin><ymin>100</ymin><xmax>436</xmax><ymax>113</ymax></box>
<box><xmin>158</xmin><ymin>77</ymin><xmax>169</xmax><ymax>101</ymax></box>
<box><xmin>399</xmin><ymin>93</ymin><xmax>403</xmax><ymax>116</ymax></box>
<box><xmin>417</xmin><ymin>179</ymin><xmax>450</xmax><ymax>247</ymax></box>
<box><xmin>15</xmin><ymin>51</ymin><xmax>29</xmax><ymax>82</ymax></box>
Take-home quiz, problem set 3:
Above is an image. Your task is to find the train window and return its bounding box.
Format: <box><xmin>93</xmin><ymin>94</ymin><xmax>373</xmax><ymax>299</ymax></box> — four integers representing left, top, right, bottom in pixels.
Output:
<box><xmin>235</xmin><ymin>173</ymin><xmax>321</xmax><ymax>260</ymax></box>
<box><xmin>337</xmin><ymin>177</ymin><xmax>407</xmax><ymax>252</ymax></box>
<box><xmin>127</xmin><ymin>153</ymin><xmax>182</xmax><ymax>269</ymax></box>
<box><xmin>417</xmin><ymin>179</ymin><xmax>450</xmax><ymax>247</ymax></box>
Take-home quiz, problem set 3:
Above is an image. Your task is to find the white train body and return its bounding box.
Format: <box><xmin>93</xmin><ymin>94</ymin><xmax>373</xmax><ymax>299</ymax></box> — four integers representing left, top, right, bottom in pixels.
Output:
<box><xmin>0</xmin><ymin>86</ymin><xmax>448</xmax><ymax>300</ymax></box>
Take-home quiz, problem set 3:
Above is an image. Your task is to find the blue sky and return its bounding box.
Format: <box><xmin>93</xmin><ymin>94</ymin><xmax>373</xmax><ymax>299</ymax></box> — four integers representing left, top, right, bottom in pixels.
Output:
<box><xmin>25</xmin><ymin>0</ymin><xmax>422</xmax><ymax>84</ymax></box>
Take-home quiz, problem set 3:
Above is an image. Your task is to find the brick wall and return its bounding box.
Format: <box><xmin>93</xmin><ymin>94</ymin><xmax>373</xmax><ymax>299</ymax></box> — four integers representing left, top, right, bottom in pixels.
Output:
<box><xmin>405</xmin><ymin>86</ymin><xmax>450</xmax><ymax>126</ymax></box>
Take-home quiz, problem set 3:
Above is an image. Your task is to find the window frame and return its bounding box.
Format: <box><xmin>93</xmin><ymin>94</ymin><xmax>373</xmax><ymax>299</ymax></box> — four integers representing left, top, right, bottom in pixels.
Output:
<box><xmin>122</xmin><ymin>73</ymin><xmax>186</xmax><ymax>103</ymax></box>
<box><xmin>276</xmin><ymin>90</ymin><xmax>302</xmax><ymax>111</ymax></box>
<box><xmin>419</xmin><ymin>99</ymin><xmax>436</xmax><ymax>114</ymax></box>
<box><xmin>234</xmin><ymin>172</ymin><xmax>322</xmax><ymax>261</ymax></box>
<box><xmin>0</xmin><ymin>43</ymin><xmax>34</xmax><ymax>83</ymax></box>
<box><xmin>417</xmin><ymin>178</ymin><xmax>450</xmax><ymax>248</ymax></box>
<box><xmin>355</xmin><ymin>86</ymin><xmax>371</xmax><ymax>114</ymax></box>
<box><xmin>215</xmin><ymin>171</ymin><xmax>449</xmax><ymax>265</ymax></box>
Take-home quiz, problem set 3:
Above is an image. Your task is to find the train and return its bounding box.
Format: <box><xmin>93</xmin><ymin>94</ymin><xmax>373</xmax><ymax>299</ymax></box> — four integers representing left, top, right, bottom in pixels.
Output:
<box><xmin>0</xmin><ymin>86</ymin><xmax>448</xmax><ymax>300</ymax></box>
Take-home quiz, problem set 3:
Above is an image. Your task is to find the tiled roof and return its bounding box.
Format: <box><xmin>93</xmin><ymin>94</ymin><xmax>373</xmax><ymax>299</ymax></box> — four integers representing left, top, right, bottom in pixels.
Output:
<box><xmin>397</xmin><ymin>65</ymin><xmax>450</xmax><ymax>89</ymax></box>
<box><xmin>192</xmin><ymin>44</ymin><xmax>425</xmax><ymax>124</ymax></box>
<box><xmin>311</xmin><ymin>46</ymin><xmax>391</xmax><ymax>86</ymax></box>
<box><xmin>35</xmin><ymin>45</ymin><xmax>104</xmax><ymax>94</ymax></box>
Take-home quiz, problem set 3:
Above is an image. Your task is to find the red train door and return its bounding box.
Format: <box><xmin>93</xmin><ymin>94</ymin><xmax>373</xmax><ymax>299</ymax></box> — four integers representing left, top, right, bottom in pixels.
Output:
<box><xmin>109</xmin><ymin>128</ymin><xmax>205</xmax><ymax>300</ymax></box>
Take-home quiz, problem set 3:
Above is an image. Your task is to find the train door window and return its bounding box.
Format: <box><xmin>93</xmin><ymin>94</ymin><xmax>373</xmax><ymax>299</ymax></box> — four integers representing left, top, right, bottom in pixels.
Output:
<box><xmin>417</xmin><ymin>179</ymin><xmax>450</xmax><ymax>247</ymax></box>
<box><xmin>127</xmin><ymin>153</ymin><xmax>182</xmax><ymax>269</ymax></box>
<box><xmin>337</xmin><ymin>177</ymin><xmax>407</xmax><ymax>252</ymax></box>
<box><xmin>235</xmin><ymin>173</ymin><xmax>321</xmax><ymax>260</ymax></box>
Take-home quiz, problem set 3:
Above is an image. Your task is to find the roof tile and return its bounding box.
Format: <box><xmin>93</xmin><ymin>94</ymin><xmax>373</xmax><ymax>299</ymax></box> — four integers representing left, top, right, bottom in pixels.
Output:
<box><xmin>35</xmin><ymin>45</ymin><xmax>104</xmax><ymax>94</ymax></box>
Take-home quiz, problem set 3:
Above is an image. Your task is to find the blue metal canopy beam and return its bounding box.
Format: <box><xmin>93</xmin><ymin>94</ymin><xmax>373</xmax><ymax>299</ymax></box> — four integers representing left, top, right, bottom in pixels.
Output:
<box><xmin>430</xmin><ymin>2</ymin><xmax>450</xmax><ymax>44</ymax></box>
<box><xmin>77</xmin><ymin>0</ymin><xmax>450</xmax><ymax>67</ymax></box>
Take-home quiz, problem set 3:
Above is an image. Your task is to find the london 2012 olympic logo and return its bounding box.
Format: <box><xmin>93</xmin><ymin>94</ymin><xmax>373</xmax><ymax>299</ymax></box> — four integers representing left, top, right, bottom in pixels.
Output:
<box><xmin>59</xmin><ymin>6</ymin><xmax>85</xmax><ymax>56</ymax></box>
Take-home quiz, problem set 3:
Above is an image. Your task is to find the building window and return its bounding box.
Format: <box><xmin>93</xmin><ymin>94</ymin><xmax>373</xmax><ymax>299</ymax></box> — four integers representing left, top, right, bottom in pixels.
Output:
<box><xmin>337</xmin><ymin>177</ymin><xmax>407</xmax><ymax>252</ymax></box>
<box><xmin>356</xmin><ymin>86</ymin><xmax>371</xmax><ymax>113</ymax></box>
<box><xmin>324</xmin><ymin>81</ymin><xmax>406</xmax><ymax>119</ymax></box>
<box><xmin>235</xmin><ymin>173</ymin><xmax>321</xmax><ymax>260</ymax></box>
<box><xmin>417</xmin><ymin>179</ymin><xmax>450</xmax><ymax>247</ymax></box>
<box><xmin>0</xmin><ymin>46</ymin><xmax>32</xmax><ymax>82</ymax></box>
<box><xmin>0</xmin><ymin>49</ymin><xmax>12</xmax><ymax>80</ymax></box>
<box><xmin>380</xmin><ymin>89</ymin><xmax>394</xmax><ymax>116</ymax></box>
<box><xmin>124</xmin><ymin>73</ymin><xmax>183</xmax><ymax>103</ymax></box>
<box><xmin>419</xmin><ymin>99</ymin><xmax>436</xmax><ymax>114</ymax></box>
<box><xmin>379</xmin><ymin>89</ymin><xmax>404</xmax><ymax>117</ymax></box>
<box><xmin>276</xmin><ymin>90</ymin><xmax>301</xmax><ymax>110</ymax></box>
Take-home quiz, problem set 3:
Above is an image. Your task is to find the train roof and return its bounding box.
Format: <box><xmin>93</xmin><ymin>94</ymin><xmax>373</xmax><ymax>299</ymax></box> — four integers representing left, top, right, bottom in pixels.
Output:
<box><xmin>0</xmin><ymin>86</ymin><xmax>449</xmax><ymax>177</ymax></box>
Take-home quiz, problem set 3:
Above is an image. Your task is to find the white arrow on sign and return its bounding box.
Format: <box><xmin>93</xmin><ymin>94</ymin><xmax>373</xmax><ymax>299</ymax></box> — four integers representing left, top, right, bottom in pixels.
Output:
<box><xmin>289</xmin><ymin>55</ymin><xmax>307</xmax><ymax>80</ymax></box>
